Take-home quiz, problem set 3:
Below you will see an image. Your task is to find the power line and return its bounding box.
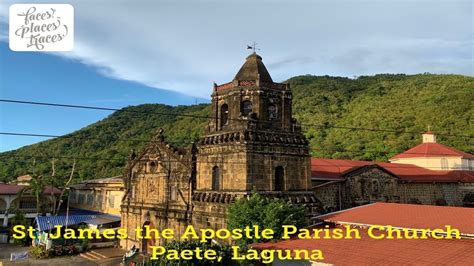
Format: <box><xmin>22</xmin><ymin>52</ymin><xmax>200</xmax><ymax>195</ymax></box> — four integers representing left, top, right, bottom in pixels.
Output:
<box><xmin>0</xmin><ymin>131</ymin><xmax>471</xmax><ymax>157</ymax></box>
<box><xmin>300</xmin><ymin>123</ymin><xmax>471</xmax><ymax>138</ymax></box>
<box><xmin>0</xmin><ymin>132</ymin><xmax>154</xmax><ymax>144</ymax></box>
<box><xmin>1</xmin><ymin>154</ymin><xmax>465</xmax><ymax>170</ymax></box>
<box><xmin>0</xmin><ymin>99</ymin><xmax>210</xmax><ymax>120</ymax></box>
<box><xmin>0</xmin><ymin>99</ymin><xmax>472</xmax><ymax>138</ymax></box>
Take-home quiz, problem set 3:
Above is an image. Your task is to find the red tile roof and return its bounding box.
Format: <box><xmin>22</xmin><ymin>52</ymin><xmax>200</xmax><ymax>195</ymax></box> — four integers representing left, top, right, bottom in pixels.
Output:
<box><xmin>311</xmin><ymin>158</ymin><xmax>474</xmax><ymax>183</ymax></box>
<box><xmin>0</xmin><ymin>184</ymin><xmax>23</xmax><ymax>194</ymax></box>
<box><xmin>0</xmin><ymin>184</ymin><xmax>61</xmax><ymax>195</ymax></box>
<box><xmin>318</xmin><ymin>202</ymin><xmax>474</xmax><ymax>235</ymax></box>
<box><xmin>253</xmin><ymin>203</ymin><xmax>474</xmax><ymax>264</ymax></box>
<box><xmin>311</xmin><ymin>158</ymin><xmax>373</xmax><ymax>180</ymax></box>
<box><xmin>390</xmin><ymin>142</ymin><xmax>474</xmax><ymax>160</ymax></box>
<box><xmin>253</xmin><ymin>227</ymin><xmax>474</xmax><ymax>265</ymax></box>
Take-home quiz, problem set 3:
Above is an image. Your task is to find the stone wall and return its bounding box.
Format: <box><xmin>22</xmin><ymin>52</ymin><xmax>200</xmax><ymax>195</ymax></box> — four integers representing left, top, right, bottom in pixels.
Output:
<box><xmin>312</xmin><ymin>166</ymin><xmax>474</xmax><ymax>211</ymax></box>
<box><xmin>398</xmin><ymin>182</ymin><xmax>472</xmax><ymax>206</ymax></box>
<box><xmin>313</xmin><ymin>182</ymin><xmax>343</xmax><ymax>212</ymax></box>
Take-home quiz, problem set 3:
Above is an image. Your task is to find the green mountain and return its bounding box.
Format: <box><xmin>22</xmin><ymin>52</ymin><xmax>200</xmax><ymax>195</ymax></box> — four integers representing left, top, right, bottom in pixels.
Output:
<box><xmin>1</xmin><ymin>74</ymin><xmax>473</xmax><ymax>183</ymax></box>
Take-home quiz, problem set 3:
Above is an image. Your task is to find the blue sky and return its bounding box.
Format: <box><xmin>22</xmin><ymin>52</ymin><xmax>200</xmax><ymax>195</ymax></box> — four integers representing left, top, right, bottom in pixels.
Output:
<box><xmin>0</xmin><ymin>0</ymin><xmax>473</xmax><ymax>152</ymax></box>
<box><xmin>0</xmin><ymin>42</ymin><xmax>208</xmax><ymax>151</ymax></box>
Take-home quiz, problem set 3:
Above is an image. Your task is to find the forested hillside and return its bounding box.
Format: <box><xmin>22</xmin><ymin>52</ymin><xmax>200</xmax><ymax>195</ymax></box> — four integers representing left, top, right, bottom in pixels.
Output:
<box><xmin>1</xmin><ymin>74</ymin><xmax>472</xmax><ymax>183</ymax></box>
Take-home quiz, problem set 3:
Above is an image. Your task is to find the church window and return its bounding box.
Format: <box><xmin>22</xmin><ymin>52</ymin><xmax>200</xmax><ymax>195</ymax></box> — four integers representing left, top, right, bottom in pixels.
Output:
<box><xmin>212</xmin><ymin>166</ymin><xmax>221</xmax><ymax>190</ymax></box>
<box><xmin>220</xmin><ymin>104</ymin><xmax>229</xmax><ymax>127</ymax></box>
<box><xmin>274</xmin><ymin>166</ymin><xmax>285</xmax><ymax>191</ymax></box>
<box><xmin>268</xmin><ymin>104</ymin><xmax>278</xmax><ymax>120</ymax></box>
<box><xmin>150</xmin><ymin>162</ymin><xmax>157</xmax><ymax>173</ymax></box>
<box><xmin>242</xmin><ymin>100</ymin><xmax>252</xmax><ymax>116</ymax></box>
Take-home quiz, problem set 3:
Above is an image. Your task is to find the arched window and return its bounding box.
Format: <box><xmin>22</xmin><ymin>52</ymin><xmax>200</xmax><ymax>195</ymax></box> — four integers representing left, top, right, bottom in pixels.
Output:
<box><xmin>150</xmin><ymin>161</ymin><xmax>157</xmax><ymax>173</ymax></box>
<box><xmin>274</xmin><ymin>166</ymin><xmax>284</xmax><ymax>191</ymax></box>
<box><xmin>212</xmin><ymin>166</ymin><xmax>220</xmax><ymax>190</ymax></box>
<box><xmin>220</xmin><ymin>104</ymin><xmax>229</xmax><ymax>127</ymax></box>
<box><xmin>268</xmin><ymin>104</ymin><xmax>277</xmax><ymax>120</ymax></box>
<box><xmin>242</xmin><ymin>100</ymin><xmax>252</xmax><ymax>116</ymax></box>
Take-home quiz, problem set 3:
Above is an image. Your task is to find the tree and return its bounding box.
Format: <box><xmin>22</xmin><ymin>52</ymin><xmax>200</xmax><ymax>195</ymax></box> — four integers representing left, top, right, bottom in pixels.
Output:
<box><xmin>227</xmin><ymin>193</ymin><xmax>308</xmax><ymax>247</ymax></box>
<box><xmin>9</xmin><ymin>209</ymin><xmax>30</xmax><ymax>246</ymax></box>
<box><xmin>54</xmin><ymin>159</ymin><xmax>76</xmax><ymax>215</ymax></box>
<box><xmin>19</xmin><ymin>175</ymin><xmax>46</xmax><ymax>214</ymax></box>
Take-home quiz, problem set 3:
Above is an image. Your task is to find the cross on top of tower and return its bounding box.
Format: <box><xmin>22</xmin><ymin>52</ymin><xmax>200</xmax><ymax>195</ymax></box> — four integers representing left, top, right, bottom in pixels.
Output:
<box><xmin>247</xmin><ymin>41</ymin><xmax>260</xmax><ymax>53</ymax></box>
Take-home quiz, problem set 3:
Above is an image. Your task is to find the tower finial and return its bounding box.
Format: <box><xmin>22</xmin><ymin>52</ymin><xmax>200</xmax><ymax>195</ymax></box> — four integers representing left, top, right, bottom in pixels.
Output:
<box><xmin>247</xmin><ymin>41</ymin><xmax>259</xmax><ymax>54</ymax></box>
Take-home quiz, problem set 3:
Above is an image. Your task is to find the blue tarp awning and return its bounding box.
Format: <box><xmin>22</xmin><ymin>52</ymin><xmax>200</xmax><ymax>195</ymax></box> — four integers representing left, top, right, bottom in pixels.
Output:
<box><xmin>35</xmin><ymin>215</ymin><xmax>98</xmax><ymax>231</ymax></box>
<box><xmin>35</xmin><ymin>213</ymin><xmax>121</xmax><ymax>231</ymax></box>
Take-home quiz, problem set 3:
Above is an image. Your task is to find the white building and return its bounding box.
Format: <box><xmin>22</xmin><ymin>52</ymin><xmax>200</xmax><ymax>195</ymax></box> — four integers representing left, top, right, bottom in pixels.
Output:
<box><xmin>0</xmin><ymin>183</ymin><xmax>60</xmax><ymax>243</ymax></box>
<box><xmin>389</xmin><ymin>132</ymin><xmax>474</xmax><ymax>171</ymax></box>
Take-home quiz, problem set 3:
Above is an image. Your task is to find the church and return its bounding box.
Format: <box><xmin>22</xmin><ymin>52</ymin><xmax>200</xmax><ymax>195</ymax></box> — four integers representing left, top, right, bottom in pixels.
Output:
<box><xmin>120</xmin><ymin>53</ymin><xmax>321</xmax><ymax>252</ymax></box>
<box><xmin>312</xmin><ymin>131</ymin><xmax>474</xmax><ymax>211</ymax></box>
<box><xmin>120</xmin><ymin>52</ymin><xmax>474</xmax><ymax>252</ymax></box>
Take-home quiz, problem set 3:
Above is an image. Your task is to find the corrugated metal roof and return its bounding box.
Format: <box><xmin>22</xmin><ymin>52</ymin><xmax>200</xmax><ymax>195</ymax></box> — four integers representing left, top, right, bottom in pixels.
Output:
<box><xmin>318</xmin><ymin>202</ymin><xmax>474</xmax><ymax>235</ymax></box>
<box><xmin>35</xmin><ymin>215</ymin><xmax>98</xmax><ymax>231</ymax></box>
<box><xmin>253</xmin><ymin>226</ymin><xmax>474</xmax><ymax>265</ymax></box>
<box><xmin>35</xmin><ymin>212</ymin><xmax>121</xmax><ymax>231</ymax></box>
<box><xmin>254</xmin><ymin>203</ymin><xmax>474</xmax><ymax>264</ymax></box>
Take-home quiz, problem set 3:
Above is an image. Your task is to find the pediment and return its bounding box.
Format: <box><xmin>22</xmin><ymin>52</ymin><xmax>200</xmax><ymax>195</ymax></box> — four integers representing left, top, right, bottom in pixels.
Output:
<box><xmin>343</xmin><ymin>164</ymin><xmax>399</xmax><ymax>180</ymax></box>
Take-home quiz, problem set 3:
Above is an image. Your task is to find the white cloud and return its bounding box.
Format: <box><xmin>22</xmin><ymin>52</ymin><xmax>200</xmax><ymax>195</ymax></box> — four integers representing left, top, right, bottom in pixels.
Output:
<box><xmin>1</xmin><ymin>0</ymin><xmax>472</xmax><ymax>98</ymax></box>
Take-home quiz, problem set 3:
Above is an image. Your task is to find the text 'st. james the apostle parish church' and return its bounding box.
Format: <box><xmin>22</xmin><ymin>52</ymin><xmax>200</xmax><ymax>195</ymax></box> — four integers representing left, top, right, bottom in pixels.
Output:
<box><xmin>120</xmin><ymin>53</ymin><xmax>321</xmax><ymax>252</ymax></box>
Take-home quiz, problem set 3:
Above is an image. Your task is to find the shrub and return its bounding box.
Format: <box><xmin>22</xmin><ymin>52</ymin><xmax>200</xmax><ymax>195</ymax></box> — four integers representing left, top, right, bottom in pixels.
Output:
<box><xmin>29</xmin><ymin>245</ymin><xmax>49</xmax><ymax>259</ymax></box>
<box><xmin>48</xmin><ymin>245</ymin><xmax>79</xmax><ymax>257</ymax></box>
<box><xmin>228</xmin><ymin>193</ymin><xmax>308</xmax><ymax>247</ymax></box>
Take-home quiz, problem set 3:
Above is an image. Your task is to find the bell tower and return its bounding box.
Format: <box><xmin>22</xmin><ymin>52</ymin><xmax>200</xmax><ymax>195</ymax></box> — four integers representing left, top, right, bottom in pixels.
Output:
<box><xmin>196</xmin><ymin>52</ymin><xmax>312</xmax><ymax>193</ymax></box>
<box><xmin>192</xmin><ymin>53</ymin><xmax>320</xmax><ymax>230</ymax></box>
<box><xmin>206</xmin><ymin>53</ymin><xmax>295</xmax><ymax>134</ymax></box>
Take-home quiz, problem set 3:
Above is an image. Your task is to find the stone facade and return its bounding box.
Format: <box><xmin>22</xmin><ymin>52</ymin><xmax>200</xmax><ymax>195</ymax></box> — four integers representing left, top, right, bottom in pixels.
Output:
<box><xmin>119</xmin><ymin>53</ymin><xmax>473</xmax><ymax>252</ymax></box>
<box><xmin>121</xmin><ymin>53</ymin><xmax>321</xmax><ymax>251</ymax></box>
<box><xmin>121</xmin><ymin>131</ymin><xmax>196</xmax><ymax>252</ymax></box>
<box><xmin>313</xmin><ymin>165</ymin><xmax>474</xmax><ymax>211</ymax></box>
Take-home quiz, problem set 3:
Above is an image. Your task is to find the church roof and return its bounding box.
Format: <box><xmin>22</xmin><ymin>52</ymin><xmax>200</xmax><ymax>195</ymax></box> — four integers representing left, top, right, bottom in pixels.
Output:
<box><xmin>334</xmin><ymin>202</ymin><xmax>474</xmax><ymax>230</ymax></box>
<box><xmin>310</xmin><ymin>158</ymin><xmax>474</xmax><ymax>183</ymax></box>
<box><xmin>253</xmin><ymin>203</ymin><xmax>474</xmax><ymax>264</ymax></box>
<box><xmin>233</xmin><ymin>52</ymin><xmax>273</xmax><ymax>82</ymax></box>
<box><xmin>0</xmin><ymin>183</ymin><xmax>61</xmax><ymax>195</ymax></box>
<box><xmin>318</xmin><ymin>202</ymin><xmax>474</xmax><ymax>235</ymax></box>
<box><xmin>390</xmin><ymin>142</ymin><xmax>474</xmax><ymax>160</ymax></box>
